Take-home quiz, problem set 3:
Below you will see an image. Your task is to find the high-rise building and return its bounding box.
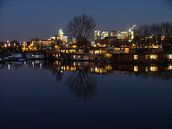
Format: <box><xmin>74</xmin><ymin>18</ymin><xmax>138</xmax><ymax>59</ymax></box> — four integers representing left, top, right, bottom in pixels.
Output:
<box><xmin>50</xmin><ymin>29</ymin><xmax>68</xmax><ymax>43</ymax></box>
<box><xmin>128</xmin><ymin>25</ymin><xmax>136</xmax><ymax>42</ymax></box>
<box><xmin>58</xmin><ymin>29</ymin><xmax>64</xmax><ymax>40</ymax></box>
<box><xmin>117</xmin><ymin>31</ymin><xmax>129</xmax><ymax>40</ymax></box>
<box><xmin>101</xmin><ymin>31</ymin><xmax>109</xmax><ymax>39</ymax></box>
<box><xmin>110</xmin><ymin>31</ymin><xmax>117</xmax><ymax>37</ymax></box>
<box><xmin>94</xmin><ymin>30</ymin><xmax>101</xmax><ymax>40</ymax></box>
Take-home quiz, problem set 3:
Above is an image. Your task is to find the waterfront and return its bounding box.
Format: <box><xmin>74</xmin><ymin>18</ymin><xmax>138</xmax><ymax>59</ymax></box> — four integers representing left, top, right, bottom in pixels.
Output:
<box><xmin>0</xmin><ymin>61</ymin><xmax>172</xmax><ymax>129</ymax></box>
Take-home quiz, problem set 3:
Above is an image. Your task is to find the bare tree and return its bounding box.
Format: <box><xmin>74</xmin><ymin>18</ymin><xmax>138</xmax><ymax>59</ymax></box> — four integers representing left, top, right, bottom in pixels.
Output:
<box><xmin>66</xmin><ymin>14</ymin><xmax>96</xmax><ymax>50</ymax></box>
<box><xmin>135</xmin><ymin>22</ymin><xmax>172</xmax><ymax>36</ymax></box>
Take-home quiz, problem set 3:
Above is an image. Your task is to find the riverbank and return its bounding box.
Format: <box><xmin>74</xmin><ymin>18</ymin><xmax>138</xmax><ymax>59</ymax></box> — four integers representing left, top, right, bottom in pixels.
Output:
<box><xmin>1</xmin><ymin>52</ymin><xmax>172</xmax><ymax>64</ymax></box>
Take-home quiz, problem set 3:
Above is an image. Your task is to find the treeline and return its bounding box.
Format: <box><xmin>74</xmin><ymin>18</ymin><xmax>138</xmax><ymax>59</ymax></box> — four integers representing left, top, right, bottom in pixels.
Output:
<box><xmin>135</xmin><ymin>22</ymin><xmax>172</xmax><ymax>36</ymax></box>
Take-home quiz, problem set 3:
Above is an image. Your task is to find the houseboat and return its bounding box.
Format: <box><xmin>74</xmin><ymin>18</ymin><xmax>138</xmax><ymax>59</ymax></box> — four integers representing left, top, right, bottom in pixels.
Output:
<box><xmin>3</xmin><ymin>53</ymin><xmax>25</xmax><ymax>61</ymax></box>
<box><xmin>61</xmin><ymin>53</ymin><xmax>90</xmax><ymax>61</ymax></box>
<box><xmin>25</xmin><ymin>53</ymin><xmax>45</xmax><ymax>60</ymax></box>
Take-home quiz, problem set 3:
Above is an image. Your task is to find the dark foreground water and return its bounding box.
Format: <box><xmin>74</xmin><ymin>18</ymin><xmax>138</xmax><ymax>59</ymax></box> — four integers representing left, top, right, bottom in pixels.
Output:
<box><xmin>0</xmin><ymin>61</ymin><xmax>172</xmax><ymax>129</ymax></box>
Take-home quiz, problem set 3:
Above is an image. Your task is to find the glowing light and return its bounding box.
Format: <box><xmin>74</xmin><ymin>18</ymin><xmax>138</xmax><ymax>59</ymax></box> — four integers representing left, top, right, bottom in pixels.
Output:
<box><xmin>105</xmin><ymin>65</ymin><xmax>112</xmax><ymax>70</ymax></box>
<box><xmin>134</xmin><ymin>55</ymin><xmax>138</xmax><ymax>60</ymax></box>
<box><xmin>150</xmin><ymin>66</ymin><xmax>158</xmax><ymax>72</ymax></box>
<box><xmin>145</xmin><ymin>67</ymin><xmax>149</xmax><ymax>72</ymax></box>
<box><xmin>7</xmin><ymin>64</ymin><xmax>11</xmax><ymax>70</ymax></box>
<box><xmin>134</xmin><ymin>66</ymin><xmax>138</xmax><ymax>72</ymax></box>
<box><xmin>105</xmin><ymin>53</ymin><xmax>112</xmax><ymax>58</ymax></box>
<box><xmin>101</xmin><ymin>31</ymin><xmax>109</xmax><ymax>39</ymax></box>
<box><xmin>167</xmin><ymin>65</ymin><xmax>172</xmax><ymax>71</ymax></box>
<box><xmin>150</xmin><ymin>55</ymin><xmax>158</xmax><ymax>60</ymax></box>
<box><xmin>167</xmin><ymin>54</ymin><xmax>172</xmax><ymax>60</ymax></box>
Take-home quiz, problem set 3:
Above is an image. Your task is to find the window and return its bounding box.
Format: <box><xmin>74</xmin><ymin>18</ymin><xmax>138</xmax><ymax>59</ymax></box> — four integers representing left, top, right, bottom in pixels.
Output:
<box><xmin>134</xmin><ymin>55</ymin><xmax>138</xmax><ymax>60</ymax></box>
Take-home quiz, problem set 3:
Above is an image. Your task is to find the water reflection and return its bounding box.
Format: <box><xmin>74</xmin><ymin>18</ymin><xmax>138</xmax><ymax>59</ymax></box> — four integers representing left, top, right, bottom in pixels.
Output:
<box><xmin>1</xmin><ymin>61</ymin><xmax>172</xmax><ymax>98</ymax></box>
<box><xmin>65</xmin><ymin>69</ymin><xmax>96</xmax><ymax>98</ymax></box>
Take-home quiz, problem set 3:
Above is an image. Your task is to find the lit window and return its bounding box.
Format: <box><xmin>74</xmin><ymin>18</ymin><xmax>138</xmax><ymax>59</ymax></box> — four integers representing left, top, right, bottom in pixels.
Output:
<box><xmin>134</xmin><ymin>66</ymin><xmax>138</xmax><ymax>72</ymax></box>
<box><xmin>167</xmin><ymin>65</ymin><xmax>172</xmax><ymax>71</ymax></box>
<box><xmin>134</xmin><ymin>55</ymin><xmax>138</xmax><ymax>60</ymax></box>
<box><xmin>167</xmin><ymin>54</ymin><xmax>172</xmax><ymax>60</ymax></box>
<box><xmin>150</xmin><ymin>55</ymin><xmax>158</xmax><ymax>60</ymax></box>
<box><xmin>150</xmin><ymin>66</ymin><xmax>158</xmax><ymax>72</ymax></box>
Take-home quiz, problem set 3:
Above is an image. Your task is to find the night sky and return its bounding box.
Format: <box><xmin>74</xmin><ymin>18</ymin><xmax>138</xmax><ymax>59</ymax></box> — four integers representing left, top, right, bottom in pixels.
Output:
<box><xmin>0</xmin><ymin>0</ymin><xmax>172</xmax><ymax>41</ymax></box>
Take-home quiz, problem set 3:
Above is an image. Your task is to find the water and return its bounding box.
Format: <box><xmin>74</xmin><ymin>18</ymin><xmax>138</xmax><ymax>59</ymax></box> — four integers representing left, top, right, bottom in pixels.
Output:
<box><xmin>0</xmin><ymin>61</ymin><xmax>172</xmax><ymax>129</ymax></box>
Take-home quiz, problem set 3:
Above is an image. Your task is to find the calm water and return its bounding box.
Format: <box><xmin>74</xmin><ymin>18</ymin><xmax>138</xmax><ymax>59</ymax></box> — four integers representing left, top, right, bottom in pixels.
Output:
<box><xmin>0</xmin><ymin>61</ymin><xmax>172</xmax><ymax>129</ymax></box>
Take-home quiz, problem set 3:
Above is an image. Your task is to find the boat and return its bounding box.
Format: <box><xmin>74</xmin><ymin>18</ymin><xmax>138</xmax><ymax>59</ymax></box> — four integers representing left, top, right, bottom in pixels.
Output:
<box><xmin>6</xmin><ymin>54</ymin><xmax>25</xmax><ymax>61</ymax></box>
<box><xmin>25</xmin><ymin>53</ymin><xmax>45</xmax><ymax>60</ymax></box>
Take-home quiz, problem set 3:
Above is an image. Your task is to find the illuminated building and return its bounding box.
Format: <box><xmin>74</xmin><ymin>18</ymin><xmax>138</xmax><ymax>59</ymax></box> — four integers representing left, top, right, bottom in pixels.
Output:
<box><xmin>110</xmin><ymin>31</ymin><xmax>117</xmax><ymax>37</ymax></box>
<box><xmin>50</xmin><ymin>29</ymin><xmax>68</xmax><ymax>43</ymax></box>
<box><xmin>117</xmin><ymin>31</ymin><xmax>129</xmax><ymax>40</ymax></box>
<box><xmin>101</xmin><ymin>31</ymin><xmax>109</xmax><ymax>39</ymax></box>
<box><xmin>94</xmin><ymin>30</ymin><xmax>101</xmax><ymax>40</ymax></box>
<box><xmin>167</xmin><ymin>54</ymin><xmax>172</xmax><ymax>60</ymax></box>
<box><xmin>134</xmin><ymin>66</ymin><xmax>139</xmax><ymax>72</ymax></box>
<box><xmin>58</xmin><ymin>29</ymin><xmax>64</xmax><ymax>39</ymax></box>
<box><xmin>128</xmin><ymin>25</ymin><xmax>136</xmax><ymax>42</ymax></box>
<box><xmin>134</xmin><ymin>55</ymin><xmax>138</xmax><ymax>60</ymax></box>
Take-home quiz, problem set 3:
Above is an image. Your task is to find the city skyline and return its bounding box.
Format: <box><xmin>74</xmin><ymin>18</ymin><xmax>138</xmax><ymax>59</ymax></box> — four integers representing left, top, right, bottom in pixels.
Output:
<box><xmin>0</xmin><ymin>0</ymin><xmax>172</xmax><ymax>41</ymax></box>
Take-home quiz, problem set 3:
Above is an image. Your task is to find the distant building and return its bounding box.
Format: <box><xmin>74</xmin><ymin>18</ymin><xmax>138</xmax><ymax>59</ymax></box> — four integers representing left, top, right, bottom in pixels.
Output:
<box><xmin>110</xmin><ymin>31</ymin><xmax>117</xmax><ymax>37</ymax></box>
<box><xmin>128</xmin><ymin>25</ymin><xmax>136</xmax><ymax>42</ymax></box>
<box><xmin>94</xmin><ymin>30</ymin><xmax>101</xmax><ymax>40</ymax></box>
<box><xmin>50</xmin><ymin>29</ymin><xmax>68</xmax><ymax>43</ymax></box>
<box><xmin>117</xmin><ymin>31</ymin><xmax>129</xmax><ymax>40</ymax></box>
<box><xmin>101</xmin><ymin>31</ymin><xmax>109</xmax><ymax>39</ymax></box>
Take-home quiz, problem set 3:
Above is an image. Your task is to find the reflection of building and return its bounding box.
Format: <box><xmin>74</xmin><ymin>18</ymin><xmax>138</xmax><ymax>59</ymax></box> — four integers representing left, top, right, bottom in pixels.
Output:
<box><xmin>90</xmin><ymin>64</ymin><xmax>113</xmax><ymax>74</ymax></box>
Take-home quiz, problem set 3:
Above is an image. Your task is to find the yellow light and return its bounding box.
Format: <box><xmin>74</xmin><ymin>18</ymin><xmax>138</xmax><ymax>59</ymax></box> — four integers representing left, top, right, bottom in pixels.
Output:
<box><xmin>150</xmin><ymin>66</ymin><xmax>158</xmax><ymax>72</ymax></box>
<box><xmin>167</xmin><ymin>65</ymin><xmax>172</xmax><ymax>71</ymax></box>
<box><xmin>134</xmin><ymin>66</ymin><xmax>138</xmax><ymax>72</ymax></box>
<box><xmin>72</xmin><ymin>45</ymin><xmax>77</xmax><ymax>49</ymax></box>
<box><xmin>95</xmin><ymin>50</ymin><xmax>100</xmax><ymax>54</ymax></box>
<box><xmin>167</xmin><ymin>54</ymin><xmax>172</xmax><ymax>60</ymax></box>
<box><xmin>134</xmin><ymin>55</ymin><xmax>138</xmax><ymax>60</ymax></box>
<box><xmin>150</xmin><ymin>55</ymin><xmax>158</xmax><ymax>60</ymax></box>
<box><xmin>105</xmin><ymin>65</ymin><xmax>112</xmax><ymax>70</ymax></box>
<box><xmin>105</xmin><ymin>53</ymin><xmax>112</xmax><ymax>58</ymax></box>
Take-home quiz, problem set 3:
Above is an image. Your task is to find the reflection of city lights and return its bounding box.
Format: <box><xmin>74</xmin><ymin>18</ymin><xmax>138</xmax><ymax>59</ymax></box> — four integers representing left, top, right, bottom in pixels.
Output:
<box><xmin>40</xmin><ymin>63</ymin><xmax>42</xmax><ymax>69</ymax></box>
<box><xmin>7</xmin><ymin>64</ymin><xmax>11</xmax><ymax>70</ymax></box>
<box><xmin>32</xmin><ymin>62</ymin><xmax>35</xmax><ymax>68</ymax></box>
<box><xmin>145</xmin><ymin>67</ymin><xmax>149</xmax><ymax>72</ymax></box>
<box><xmin>105</xmin><ymin>65</ymin><xmax>112</xmax><ymax>70</ymax></box>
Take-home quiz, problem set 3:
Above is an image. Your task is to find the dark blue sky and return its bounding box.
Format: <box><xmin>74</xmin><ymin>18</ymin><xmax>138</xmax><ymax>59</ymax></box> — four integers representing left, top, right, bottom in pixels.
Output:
<box><xmin>0</xmin><ymin>0</ymin><xmax>172</xmax><ymax>41</ymax></box>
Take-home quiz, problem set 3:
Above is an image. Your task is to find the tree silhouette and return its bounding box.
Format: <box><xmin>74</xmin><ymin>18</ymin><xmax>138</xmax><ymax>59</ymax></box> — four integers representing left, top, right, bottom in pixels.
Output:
<box><xmin>66</xmin><ymin>14</ymin><xmax>96</xmax><ymax>50</ymax></box>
